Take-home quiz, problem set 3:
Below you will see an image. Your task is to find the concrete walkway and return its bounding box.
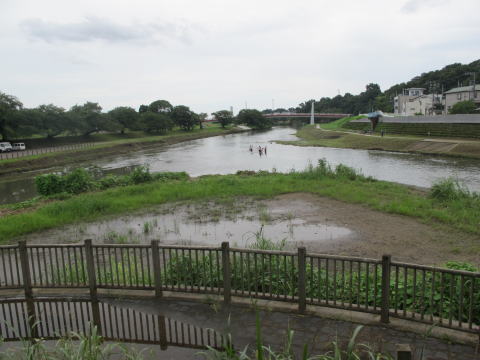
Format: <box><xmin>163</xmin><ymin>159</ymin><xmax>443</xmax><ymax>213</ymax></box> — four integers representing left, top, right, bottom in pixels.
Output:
<box><xmin>109</xmin><ymin>298</ymin><xmax>479</xmax><ymax>360</ymax></box>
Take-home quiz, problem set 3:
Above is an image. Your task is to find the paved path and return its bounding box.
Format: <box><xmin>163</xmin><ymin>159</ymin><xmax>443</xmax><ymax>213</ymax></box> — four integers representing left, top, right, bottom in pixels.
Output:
<box><xmin>116</xmin><ymin>298</ymin><xmax>479</xmax><ymax>360</ymax></box>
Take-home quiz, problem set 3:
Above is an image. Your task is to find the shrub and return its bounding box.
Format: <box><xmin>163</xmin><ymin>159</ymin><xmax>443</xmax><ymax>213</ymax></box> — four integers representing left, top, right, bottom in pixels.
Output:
<box><xmin>153</xmin><ymin>171</ymin><xmax>189</xmax><ymax>182</ymax></box>
<box><xmin>63</xmin><ymin>168</ymin><xmax>95</xmax><ymax>194</ymax></box>
<box><xmin>35</xmin><ymin>173</ymin><xmax>65</xmax><ymax>196</ymax></box>
<box><xmin>429</xmin><ymin>178</ymin><xmax>470</xmax><ymax>202</ymax></box>
<box><xmin>129</xmin><ymin>166</ymin><xmax>153</xmax><ymax>184</ymax></box>
<box><xmin>97</xmin><ymin>174</ymin><xmax>125</xmax><ymax>190</ymax></box>
<box><xmin>445</xmin><ymin>261</ymin><xmax>478</xmax><ymax>273</ymax></box>
<box><xmin>335</xmin><ymin>164</ymin><xmax>360</xmax><ymax>180</ymax></box>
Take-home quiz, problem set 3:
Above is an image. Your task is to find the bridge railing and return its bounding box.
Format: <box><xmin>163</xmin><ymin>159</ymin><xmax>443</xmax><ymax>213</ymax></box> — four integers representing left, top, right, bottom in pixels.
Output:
<box><xmin>1</xmin><ymin>241</ymin><xmax>478</xmax><ymax>335</ymax></box>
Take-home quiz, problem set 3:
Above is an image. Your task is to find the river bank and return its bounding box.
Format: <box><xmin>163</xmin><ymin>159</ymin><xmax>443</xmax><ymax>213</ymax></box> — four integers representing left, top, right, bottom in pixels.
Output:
<box><xmin>277</xmin><ymin>125</ymin><xmax>480</xmax><ymax>160</ymax></box>
<box><xmin>0</xmin><ymin>125</ymin><xmax>244</xmax><ymax>177</ymax></box>
<box><xmin>1</xmin><ymin>164</ymin><xmax>479</xmax><ymax>267</ymax></box>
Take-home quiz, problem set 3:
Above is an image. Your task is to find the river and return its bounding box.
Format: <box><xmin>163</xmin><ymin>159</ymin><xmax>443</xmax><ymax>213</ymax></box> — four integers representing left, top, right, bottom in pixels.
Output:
<box><xmin>1</xmin><ymin>127</ymin><xmax>480</xmax><ymax>204</ymax></box>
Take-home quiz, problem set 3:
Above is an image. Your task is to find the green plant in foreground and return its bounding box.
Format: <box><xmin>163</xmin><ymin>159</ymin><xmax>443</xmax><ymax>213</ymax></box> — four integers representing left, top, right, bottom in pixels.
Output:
<box><xmin>0</xmin><ymin>323</ymin><xmax>150</xmax><ymax>360</ymax></box>
<box><xmin>199</xmin><ymin>314</ymin><xmax>393</xmax><ymax>360</ymax></box>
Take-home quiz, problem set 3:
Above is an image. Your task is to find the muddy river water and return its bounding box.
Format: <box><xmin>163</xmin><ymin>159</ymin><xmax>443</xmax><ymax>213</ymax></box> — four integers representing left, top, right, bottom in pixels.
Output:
<box><xmin>1</xmin><ymin>127</ymin><xmax>480</xmax><ymax>205</ymax></box>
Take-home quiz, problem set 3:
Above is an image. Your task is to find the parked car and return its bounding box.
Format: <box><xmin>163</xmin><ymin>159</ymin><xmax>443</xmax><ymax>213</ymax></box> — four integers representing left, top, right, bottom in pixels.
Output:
<box><xmin>12</xmin><ymin>143</ymin><xmax>26</xmax><ymax>151</ymax></box>
<box><xmin>0</xmin><ymin>142</ymin><xmax>13</xmax><ymax>152</ymax></box>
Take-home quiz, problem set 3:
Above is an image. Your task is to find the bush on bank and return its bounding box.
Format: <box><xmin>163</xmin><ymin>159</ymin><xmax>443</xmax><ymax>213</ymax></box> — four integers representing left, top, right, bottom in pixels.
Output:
<box><xmin>35</xmin><ymin>166</ymin><xmax>188</xmax><ymax>196</ymax></box>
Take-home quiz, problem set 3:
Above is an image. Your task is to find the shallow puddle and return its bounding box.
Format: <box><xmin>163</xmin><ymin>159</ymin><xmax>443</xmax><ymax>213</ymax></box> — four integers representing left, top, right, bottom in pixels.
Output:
<box><xmin>20</xmin><ymin>200</ymin><xmax>355</xmax><ymax>250</ymax></box>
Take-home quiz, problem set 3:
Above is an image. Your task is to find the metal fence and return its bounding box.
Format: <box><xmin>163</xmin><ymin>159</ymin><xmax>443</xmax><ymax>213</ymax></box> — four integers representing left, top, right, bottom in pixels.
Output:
<box><xmin>0</xmin><ymin>143</ymin><xmax>95</xmax><ymax>160</ymax></box>
<box><xmin>0</xmin><ymin>241</ymin><xmax>479</xmax><ymax>335</ymax></box>
<box><xmin>0</xmin><ymin>298</ymin><xmax>224</xmax><ymax>350</ymax></box>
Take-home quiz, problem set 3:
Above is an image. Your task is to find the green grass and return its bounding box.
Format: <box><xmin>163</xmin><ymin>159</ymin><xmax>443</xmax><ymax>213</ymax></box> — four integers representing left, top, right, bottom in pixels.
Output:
<box><xmin>1</xmin><ymin>161</ymin><xmax>479</xmax><ymax>242</ymax></box>
<box><xmin>320</xmin><ymin>115</ymin><xmax>367</xmax><ymax>130</ymax></box>
<box><xmin>279</xmin><ymin>125</ymin><xmax>418</xmax><ymax>151</ymax></box>
<box><xmin>279</xmin><ymin>125</ymin><xmax>480</xmax><ymax>159</ymax></box>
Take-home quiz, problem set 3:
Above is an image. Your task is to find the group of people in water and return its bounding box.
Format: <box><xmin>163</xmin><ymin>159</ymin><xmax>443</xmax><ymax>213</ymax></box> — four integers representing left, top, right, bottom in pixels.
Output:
<box><xmin>249</xmin><ymin>144</ymin><xmax>267</xmax><ymax>156</ymax></box>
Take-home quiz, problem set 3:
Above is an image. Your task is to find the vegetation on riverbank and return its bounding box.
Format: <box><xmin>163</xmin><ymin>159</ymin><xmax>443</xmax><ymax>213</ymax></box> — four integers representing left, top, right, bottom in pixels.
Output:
<box><xmin>278</xmin><ymin>125</ymin><xmax>480</xmax><ymax>159</ymax></box>
<box><xmin>35</xmin><ymin>166</ymin><xmax>187</xmax><ymax>196</ymax></box>
<box><xmin>0</xmin><ymin>124</ymin><xmax>242</xmax><ymax>176</ymax></box>
<box><xmin>319</xmin><ymin>115</ymin><xmax>366</xmax><ymax>130</ymax></box>
<box><xmin>1</xmin><ymin>160</ymin><xmax>479</xmax><ymax>242</ymax></box>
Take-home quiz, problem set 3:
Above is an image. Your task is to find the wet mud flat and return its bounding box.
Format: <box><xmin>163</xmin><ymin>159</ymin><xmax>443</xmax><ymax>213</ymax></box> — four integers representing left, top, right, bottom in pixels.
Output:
<box><xmin>16</xmin><ymin>193</ymin><xmax>480</xmax><ymax>266</ymax></box>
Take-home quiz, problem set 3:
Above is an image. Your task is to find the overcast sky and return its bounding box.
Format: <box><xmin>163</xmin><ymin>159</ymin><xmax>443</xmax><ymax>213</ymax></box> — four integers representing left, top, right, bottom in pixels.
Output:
<box><xmin>1</xmin><ymin>0</ymin><xmax>479</xmax><ymax>114</ymax></box>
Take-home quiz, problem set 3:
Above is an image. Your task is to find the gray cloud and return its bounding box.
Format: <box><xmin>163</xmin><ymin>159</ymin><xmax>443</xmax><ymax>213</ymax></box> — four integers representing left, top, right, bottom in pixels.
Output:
<box><xmin>21</xmin><ymin>16</ymin><xmax>194</xmax><ymax>44</ymax></box>
<box><xmin>401</xmin><ymin>0</ymin><xmax>450</xmax><ymax>13</ymax></box>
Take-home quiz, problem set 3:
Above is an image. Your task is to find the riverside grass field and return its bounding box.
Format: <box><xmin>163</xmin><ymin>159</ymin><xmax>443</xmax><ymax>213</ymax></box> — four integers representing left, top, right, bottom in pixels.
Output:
<box><xmin>0</xmin><ymin>161</ymin><xmax>479</xmax><ymax>243</ymax></box>
<box><xmin>279</xmin><ymin>119</ymin><xmax>480</xmax><ymax>160</ymax></box>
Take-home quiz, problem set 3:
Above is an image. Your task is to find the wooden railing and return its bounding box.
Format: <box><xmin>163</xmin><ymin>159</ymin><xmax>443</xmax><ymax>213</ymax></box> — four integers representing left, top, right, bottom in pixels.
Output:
<box><xmin>1</xmin><ymin>241</ymin><xmax>479</xmax><ymax>335</ymax></box>
<box><xmin>0</xmin><ymin>298</ymin><xmax>224</xmax><ymax>349</ymax></box>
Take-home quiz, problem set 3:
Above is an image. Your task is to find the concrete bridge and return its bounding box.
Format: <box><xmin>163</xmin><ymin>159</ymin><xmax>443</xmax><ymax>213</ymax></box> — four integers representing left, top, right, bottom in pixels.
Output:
<box><xmin>264</xmin><ymin>112</ymin><xmax>350</xmax><ymax>119</ymax></box>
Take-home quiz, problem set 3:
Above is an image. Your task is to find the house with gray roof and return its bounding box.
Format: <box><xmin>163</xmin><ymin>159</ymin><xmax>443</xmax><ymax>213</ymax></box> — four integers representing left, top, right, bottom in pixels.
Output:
<box><xmin>444</xmin><ymin>85</ymin><xmax>480</xmax><ymax>112</ymax></box>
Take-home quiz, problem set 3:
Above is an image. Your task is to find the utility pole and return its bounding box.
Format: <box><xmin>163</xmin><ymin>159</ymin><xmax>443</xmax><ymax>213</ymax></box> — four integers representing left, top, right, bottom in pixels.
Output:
<box><xmin>442</xmin><ymin>84</ymin><xmax>446</xmax><ymax>115</ymax></box>
<box><xmin>272</xmin><ymin>99</ymin><xmax>275</xmax><ymax>112</ymax></box>
<box><xmin>465</xmin><ymin>72</ymin><xmax>476</xmax><ymax>100</ymax></box>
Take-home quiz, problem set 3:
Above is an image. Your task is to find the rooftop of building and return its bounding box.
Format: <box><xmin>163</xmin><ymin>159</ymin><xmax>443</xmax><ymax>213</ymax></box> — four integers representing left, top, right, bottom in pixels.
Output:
<box><xmin>444</xmin><ymin>85</ymin><xmax>480</xmax><ymax>94</ymax></box>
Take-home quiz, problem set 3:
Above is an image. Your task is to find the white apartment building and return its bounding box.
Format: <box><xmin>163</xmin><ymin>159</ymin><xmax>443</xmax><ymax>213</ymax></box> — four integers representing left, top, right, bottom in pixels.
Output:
<box><xmin>393</xmin><ymin>88</ymin><xmax>441</xmax><ymax>116</ymax></box>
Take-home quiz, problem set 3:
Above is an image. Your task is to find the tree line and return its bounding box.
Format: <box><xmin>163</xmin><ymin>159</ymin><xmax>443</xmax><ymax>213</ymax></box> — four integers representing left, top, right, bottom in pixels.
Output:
<box><xmin>269</xmin><ymin>59</ymin><xmax>480</xmax><ymax>115</ymax></box>
<box><xmin>0</xmin><ymin>92</ymin><xmax>276</xmax><ymax>141</ymax></box>
<box><xmin>0</xmin><ymin>95</ymin><xmax>201</xmax><ymax>141</ymax></box>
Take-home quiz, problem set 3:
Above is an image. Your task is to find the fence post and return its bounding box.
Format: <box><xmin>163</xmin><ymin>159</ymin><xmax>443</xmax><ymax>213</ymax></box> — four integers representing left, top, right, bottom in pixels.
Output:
<box><xmin>298</xmin><ymin>247</ymin><xmax>306</xmax><ymax>313</ymax></box>
<box><xmin>151</xmin><ymin>240</ymin><xmax>163</xmax><ymax>298</ymax></box>
<box><xmin>381</xmin><ymin>255</ymin><xmax>391</xmax><ymax>324</ymax></box>
<box><xmin>396</xmin><ymin>344</ymin><xmax>412</xmax><ymax>360</ymax></box>
<box><xmin>18</xmin><ymin>241</ymin><xmax>38</xmax><ymax>338</ymax></box>
<box><xmin>85</xmin><ymin>239</ymin><xmax>102</xmax><ymax>333</ymax></box>
<box><xmin>221</xmin><ymin>242</ymin><xmax>231</xmax><ymax>304</ymax></box>
<box><xmin>158</xmin><ymin>315</ymin><xmax>168</xmax><ymax>350</ymax></box>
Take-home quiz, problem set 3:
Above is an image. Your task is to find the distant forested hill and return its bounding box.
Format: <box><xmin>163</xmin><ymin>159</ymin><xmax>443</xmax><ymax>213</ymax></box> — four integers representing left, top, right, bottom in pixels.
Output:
<box><xmin>290</xmin><ymin>59</ymin><xmax>480</xmax><ymax>115</ymax></box>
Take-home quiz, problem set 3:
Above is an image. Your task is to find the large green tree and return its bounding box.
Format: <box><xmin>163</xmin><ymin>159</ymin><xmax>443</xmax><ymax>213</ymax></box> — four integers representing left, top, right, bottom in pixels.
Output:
<box><xmin>34</xmin><ymin>104</ymin><xmax>69</xmax><ymax>139</ymax></box>
<box><xmin>171</xmin><ymin>105</ymin><xmax>197</xmax><ymax>131</ymax></box>
<box><xmin>108</xmin><ymin>107</ymin><xmax>138</xmax><ymax>134</ymax></box>
<box><xmin>139</xmin><ymin>112</ymin><xmax>173</xmax><ymax>134</ymax></box>
<box><xmin>213</xmin><ymin>110</ymin><xmax>233</xmax><ymax>128</ymax></box>
<box><xmin>149</xmin><ymin>100</ymin><xmax>173</xmax><ymax>114</ymax></box>
<box><xmin>69</xmin><ymin>102</ymin><xmax>116</xmax><ymax>136</ymax></box>
<box><xmin>237</xmin><ymin>109</ymin><xmax>272</xmax><ymax>130</ymax></box>
<box><xmin>0</xmin><ymin>92</ymin><xmax>23</xmax><ymax>140</ymax></box>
